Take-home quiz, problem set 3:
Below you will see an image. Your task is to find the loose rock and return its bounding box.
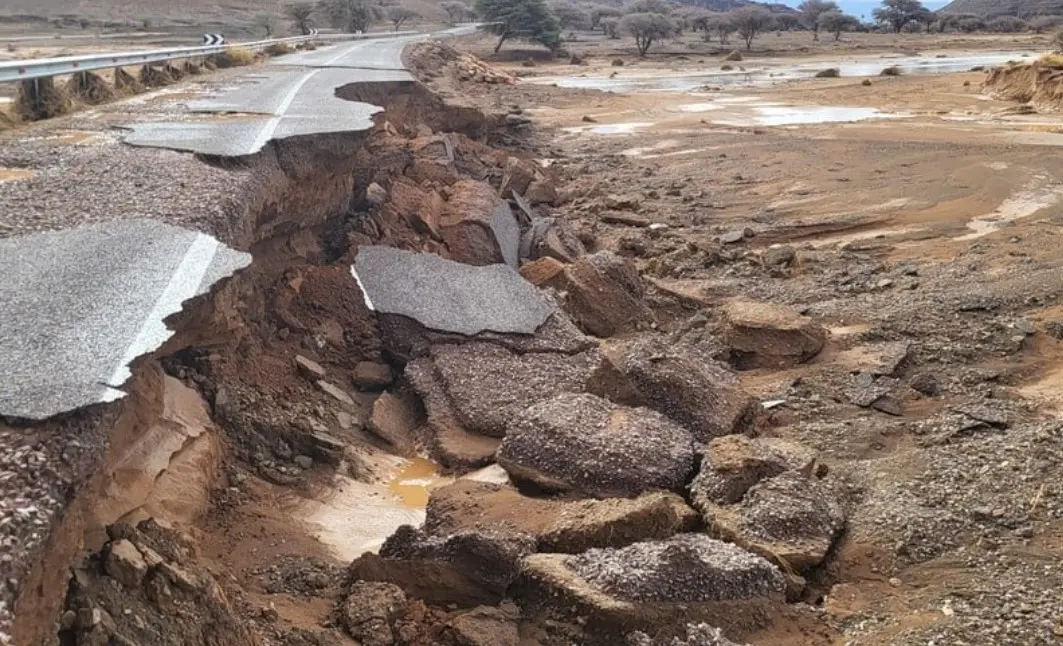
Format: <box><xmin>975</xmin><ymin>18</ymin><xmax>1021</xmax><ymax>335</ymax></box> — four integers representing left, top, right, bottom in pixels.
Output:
<box><xmin>721</xmin><ymin>300</ymin><xmax>827</xmax><ymax>369</ymax></box>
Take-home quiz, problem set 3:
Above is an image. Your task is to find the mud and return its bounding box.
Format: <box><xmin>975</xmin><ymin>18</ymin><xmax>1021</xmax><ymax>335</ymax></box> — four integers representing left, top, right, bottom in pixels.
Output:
<box><xmin>14</xmin><ymin>33</ymin><xmax>1063</xmax><ymax>646</ymax></box>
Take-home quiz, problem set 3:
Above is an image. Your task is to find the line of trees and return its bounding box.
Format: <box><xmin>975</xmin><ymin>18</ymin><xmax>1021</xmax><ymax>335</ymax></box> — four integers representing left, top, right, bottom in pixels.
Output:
<box><xmin>268</xmin><ymin>0</ymin><xmax>1063</xmax><ymax>58</ymax></box>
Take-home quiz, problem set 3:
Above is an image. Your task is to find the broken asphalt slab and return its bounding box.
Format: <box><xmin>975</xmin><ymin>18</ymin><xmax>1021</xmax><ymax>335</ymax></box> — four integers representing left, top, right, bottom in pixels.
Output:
<box><xmin>351</xmin><ymin>246</ymin><xmax>553</xmax><ymax>336</ymax></box>
<box><xmin>0</xmin><ymin>219</ymin><xmax>250</xmax><ymax>420</ymax></box>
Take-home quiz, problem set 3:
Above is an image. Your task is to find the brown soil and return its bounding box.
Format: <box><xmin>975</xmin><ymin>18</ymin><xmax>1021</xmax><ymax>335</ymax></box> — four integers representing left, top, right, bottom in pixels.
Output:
<box><xmin>18</xmin><ymin>30</ymin><xmax>1063</xmax><ymax>646</ymax></box>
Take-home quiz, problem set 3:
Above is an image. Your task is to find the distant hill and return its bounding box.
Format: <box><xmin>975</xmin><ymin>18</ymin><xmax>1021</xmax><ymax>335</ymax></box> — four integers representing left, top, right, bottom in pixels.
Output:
<box><xmin>940</xmin><ymin>0</ymin><xmax>1063</xmax><ymax>17</ymax></box>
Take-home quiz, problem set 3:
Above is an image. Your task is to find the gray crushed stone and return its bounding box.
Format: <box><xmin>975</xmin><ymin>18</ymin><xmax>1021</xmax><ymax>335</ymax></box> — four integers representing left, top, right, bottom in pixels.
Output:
<box><xmin>568</xmin><ymin>534</ymin><xmax>784</xmax><ymax>603</ymax></box>
<box><xmin>627</xmin><ymin>623</ymin><xmax>747</xmax><ymax>646</ymax></box>
<box><xmin>430</xmin><ymin>342</ymin><xmax>602</xmax><ymax>437</ymax></box>
<box><xmin>732</xmin><ymin>470</ymin><xmax>845</xmax><ymax>550</ymax></box>
<box><xmin>498</xmin><ymin>393</ymin><xmax>696</xmax><ymax>498</ymax></box>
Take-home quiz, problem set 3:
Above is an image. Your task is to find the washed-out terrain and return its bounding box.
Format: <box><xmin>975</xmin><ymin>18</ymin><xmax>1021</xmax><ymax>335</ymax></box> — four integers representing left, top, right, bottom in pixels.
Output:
<box><xmin>3</xmin><ymin>23</ymin><xmax>1063</xmax><ymax>646</ymax></box>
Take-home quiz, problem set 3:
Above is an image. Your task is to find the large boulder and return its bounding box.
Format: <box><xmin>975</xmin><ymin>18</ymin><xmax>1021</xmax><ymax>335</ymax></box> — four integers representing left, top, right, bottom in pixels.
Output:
<box><xmin>514</xmin><ymin>534</ymin><xmax>785</xmax><ymax>642</ymax></box>
<box><xmin>690</xmin><ymin>437</ymin><xmax>843</xmax><ymax>571</ymax></box>
<box><xmin>600</xmin><ymin>337</ymin><xmax>758</xmax><ymax>442</ymax></box>
<box><xmin>550</xmin><ymin>251</ymin><xmax>655</xmax><ymax>338</ymax></box>
<box><xmin>425</xmin><ymin>480</ymin><xmax>699</xmax><ymax>553</ymax></box>
<box><xmin>497</xmin><ymin>393</ymin><xmax>697</xmax><ymax>498</ymax></box>
<box><xmin>720</xmin><ymin>300</ymin><xmax>827</xmax><ymax>369</ymax></box>
<box><xmin>349</xmin><ymin>526</ymin><xmax>535</xmax><ymax>607</ymax></box>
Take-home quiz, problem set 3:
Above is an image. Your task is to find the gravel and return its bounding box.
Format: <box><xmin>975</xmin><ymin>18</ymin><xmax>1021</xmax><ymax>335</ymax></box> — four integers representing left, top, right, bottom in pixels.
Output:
<box><xmin>568</xmin><ymin>533</ymin><xmax>785</xmax><ymax>603</ymax></box>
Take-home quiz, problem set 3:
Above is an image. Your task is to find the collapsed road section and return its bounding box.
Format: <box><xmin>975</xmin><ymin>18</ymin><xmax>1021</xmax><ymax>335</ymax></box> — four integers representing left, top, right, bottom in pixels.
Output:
<box><xmin>3</xmin><ymin>33</ymin><xmax>1013</xmax><ymax>646</ymax></box>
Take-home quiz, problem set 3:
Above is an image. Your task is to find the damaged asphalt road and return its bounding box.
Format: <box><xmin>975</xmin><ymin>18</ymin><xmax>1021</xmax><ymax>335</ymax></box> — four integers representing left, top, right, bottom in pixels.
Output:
<box><xmin>0</xmin><ymin>219</ymin><xmax>250</xmax><ymax>420</ymax></box>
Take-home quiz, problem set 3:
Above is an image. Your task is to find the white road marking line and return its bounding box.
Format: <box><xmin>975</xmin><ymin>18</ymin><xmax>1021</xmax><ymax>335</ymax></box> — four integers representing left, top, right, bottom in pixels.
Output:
<box><xmin>249</xmin><ymin>68</ymin><xmax>320</xmax><ymax>153</ymax></box>
<box><xmin>101</xmin><ymin>233</ymin><xmax>220</xmax><ymax>400</ymax></box>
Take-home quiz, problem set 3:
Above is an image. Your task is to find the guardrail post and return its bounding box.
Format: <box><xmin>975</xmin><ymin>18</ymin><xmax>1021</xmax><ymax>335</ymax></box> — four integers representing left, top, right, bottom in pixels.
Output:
<box><xmin>18</xmin><ymin>77</ymin><xmax>65</xmax><ymax>120</ymax></box>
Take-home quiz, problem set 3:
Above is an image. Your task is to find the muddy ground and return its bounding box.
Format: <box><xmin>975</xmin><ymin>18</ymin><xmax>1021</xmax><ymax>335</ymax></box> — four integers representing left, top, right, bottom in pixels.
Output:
<box><xmin>8</xmin><ymin>28</ymin><xmax>1063</xmax><ymax>646</ymax></box>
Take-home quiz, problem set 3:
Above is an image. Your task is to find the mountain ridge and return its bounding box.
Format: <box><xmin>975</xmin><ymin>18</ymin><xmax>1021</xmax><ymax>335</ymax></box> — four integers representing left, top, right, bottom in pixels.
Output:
<box><xmin>941</xmin><ymin>0</ymin><xmax>1063</xmax><ymax>17</ymax></box>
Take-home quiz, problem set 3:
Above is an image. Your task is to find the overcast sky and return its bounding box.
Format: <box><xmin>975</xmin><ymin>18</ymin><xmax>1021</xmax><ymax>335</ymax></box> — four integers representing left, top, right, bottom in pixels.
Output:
<box><xmin>779</xmin><ymin>0</ymin><xmax>950</xmax><ymax>19</ymax></box>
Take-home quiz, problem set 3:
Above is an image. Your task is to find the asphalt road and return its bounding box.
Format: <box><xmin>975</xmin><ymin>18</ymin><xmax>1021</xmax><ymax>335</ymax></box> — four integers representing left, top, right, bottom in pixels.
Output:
<box><xmin>121</xmin><ymin>31</ymin><xmax>450</xmax><ymax>157</ymax></box>
<box><xmin>0</xmin><ymin>220</ymin><xmax>250</xmax><ymax>420</ymax></box>
<box><xmin>0</xmin><ymin>27</ymin><xmax>478</xmax><ymax>420</ymax></box>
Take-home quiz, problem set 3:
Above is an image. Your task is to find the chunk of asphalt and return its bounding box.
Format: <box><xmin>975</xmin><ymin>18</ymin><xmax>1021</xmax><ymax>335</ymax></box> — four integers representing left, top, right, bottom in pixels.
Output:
<box><xmin>351</xmin><ymin>246</ymin><xmax>553</xmax><ymax>336</ymax></box>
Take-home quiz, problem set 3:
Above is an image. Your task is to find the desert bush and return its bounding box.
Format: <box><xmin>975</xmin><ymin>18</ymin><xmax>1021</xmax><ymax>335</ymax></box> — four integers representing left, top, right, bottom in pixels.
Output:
<box><xmin>880</xmin><ymin>65</ymin><xmax>902</xmax><ymax>76</ymax></box>
<box><xmin>265</xmin><ymin>42</ymin><xmax>296</xmax><ymax>55</ymax></box>
<box><xmin>955</xmin><ymin>16</ymin><xmax>985</xmax><ymax>33</ymax></box>
<box><xmin>987</xmin><ymin>16</ymin><xmax>1028</xmax><ymax>33</ymax></box>
<box><xmin>1030</xmin><ymin>16</ymin><xmax>1063</xmax><ymax>33</ymax></box>
<box><xmin>602</xmin><ymin>16</ymin><xmax>621</xmax><ymax>38</ymax></box>
<box><xmin>213</xmin><ymin>46</ymin><xmax>257</xmax><ymax>68</ymax></box>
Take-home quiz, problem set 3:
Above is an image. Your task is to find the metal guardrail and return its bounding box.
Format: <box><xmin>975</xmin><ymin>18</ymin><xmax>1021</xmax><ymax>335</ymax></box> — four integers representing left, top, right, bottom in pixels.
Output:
<box><xmin>0</xmin><ymin>30</ymin><xmax>420</xmax><ymax>84</ymax></box>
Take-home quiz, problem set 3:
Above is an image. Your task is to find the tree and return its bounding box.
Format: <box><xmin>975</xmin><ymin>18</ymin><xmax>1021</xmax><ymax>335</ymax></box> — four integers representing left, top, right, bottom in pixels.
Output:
<box><xmin>441</xmin><ymin>1</ymin><xmax>475</xmax><ymax>23</ymax></box>
<box><xmin>317</xmin><ymin>0</ymin><xmax>385</xmax><ymax>32</ymax></box>
<box><xmin>285</xmin><ymin>2</ymin><xmax>316</xmax><ymax>34</ymax></box>
<box><xmin>818</xmin><ymin>10</ymin><xmax>858</xmax><ymax>41</ymax></box>
<box><xmin>1030</xmin><ymin>16</ymin><xmax>1063</xmax><ymax>34</ymax></box>
<box><xmin>775</xmin><ymin>13</ymin><xmax>802</xmax><ymax>31</ymax></box>
<box><xmin>689</xmin><ymin>9</ymin><xmax>714</xmax><ymax>32</ymax></box>
<box><xmin>955</xmin><ymin>15</ymin><xmax>984</xmax><ymax>33</ymax></box>
<box><xmin>708</xmin><ymin>13</ymin><xmax>735</xmax><ymax>44</ymax></box>
<box><xmin>551</xmin><ymin>1</ymin><xmax>592</xmax><ymax>30</ymax></box>
<box><xmin>256</xmin><ymin>13</ymin><xmax>278</xmax><ymax>36</ymax></box>
<box><xmin>475</xmin><ymin>0</ymin><xmax>562</xmax><ymax>52</ymax></box>
<box><xmin>988</xmin><ymin>16</ymin><xmax>1028</xmax><ymax>33</ymax></box>
<box><xmin>589</xmin><ymin>5</ymin><xmax>623</xmax><ymax>30</ymax></box>
<box><xmin>618</xmin><ymin>12</ymin><xmax>676</xmax><ymax>56</ymax></box>
<box><xmin>625</xmin><ymin>0</ymin><xmax>673</xmax><ymax>15</ymax></box>
<box><xmin>872</xmin><ymin>0</ymin><xmax>927</xmax><ymax>34</ymax></box>
<box><xmin>798</xmin><ymin>0</ymin><xmax>838</xmax><ymax>40</ymax></box>
<box><xmin>386</xmin><ymin>6</ymin><xmax>419</xmax><ymax>30</ymax></box>
<box><xmin>601</xmin><ymin>16</ymin><xmax>621</xmax><ymax>37</ymax></box>
<box><xmin>729</xmin><ymin>6</ymin><xmax>773</xmax><ymax>50</ymax></box>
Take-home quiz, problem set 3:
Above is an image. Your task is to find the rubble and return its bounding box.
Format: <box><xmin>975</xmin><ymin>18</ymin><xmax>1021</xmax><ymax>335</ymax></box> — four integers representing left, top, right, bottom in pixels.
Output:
<box><xmin>600</xmin><ymin>336</ymin><xmax>758</xmax><ymax>441</ymax></box>
<box><xmin>548</xmin><ymin>251</ymin><xmax>656</xmax><ymax>337</ymax></box>
<box><xmin>350</xmin><ymin>526</ymin><xmax>536</xmax><ymax>607</ymax></box>
<box><xmin>353</xmin><ymin>246</ymin><xmax>553</xmax><ymax>336</ymax></box>
<box><xmin>720</xmin><ymin>300</ymin><xmax>827</xmax><ymax>369</ymax></box>
<box><xmin>439</xmin><ymin>179</ymin><xmax>520</xmax><ymax>267</ymax></box>
<box><xmin>497</xmin><ymin>393</ymin><xmax>697</xmax><ymax>498</ymax></box>
<box><xmin>425</xmin><ymin>480</ymin><xmax>700</xmax><ymax>553</ymax></box>
<box><xmin>515</xmin><ymin>535</ymin><xmax>785</xmax><ymax>641</ymax></box>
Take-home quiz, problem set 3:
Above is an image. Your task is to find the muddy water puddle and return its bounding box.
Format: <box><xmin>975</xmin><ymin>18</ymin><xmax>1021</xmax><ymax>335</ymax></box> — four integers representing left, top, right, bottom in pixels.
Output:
<box><xmin>301</xmin><ymin>457</ymin><xmax>509</xmax><ymax>561</ymax></box>
<box><xmin>955</xmin><ymin>177</ymin><xmax>1063</xmax><ymax>240</ymax></box>
<box><xmin>712</xmin><ymin>104</ymin><xmax>903</xmax><ymax>127</ymax></box>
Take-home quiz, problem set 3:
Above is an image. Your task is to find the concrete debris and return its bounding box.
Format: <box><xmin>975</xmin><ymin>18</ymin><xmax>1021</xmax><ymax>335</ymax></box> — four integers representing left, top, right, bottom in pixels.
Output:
<box><xmin>569</xmin><ymin>534</ymin><xmax>784</xmax><ymax>603</ymax></box>
<box><xmin>353</xmin><ymin>361</ymin><xmax>394</xmax><ymax>390</ymax></box>
<box><xmin>367</xmin><ymin>391</ymin><xmax>421</xmax><ymax>455</ymax></box>
<box><xmin>546</xmin><ymin>251</ymin><xmax>656</xmax><ymax>338</ymax></box>
<box><xmin>350</xmin><ymin>526</ymin><xmax>536</xmax><ymax>607</ymax></box>
<box><xmin>340</xmin><ymin>581</ymin><xmax>408</xmax><ymax>646</ymax></box>
<box><xmin>104</xmin><ymin>539</ymin><xmax>148</xmax><ymax>588</ymax></box>
<box><xmin>690</xmin><ymin>437</ymin><xmax>843</xmax><ymax>570</ymax></box>
<box><xmin>425</xmin><ymin>480</ymin><xmax>700</xmax><ymax>553</ymax></box>
<box><xmin>600</xmin><ymin>336</ymin><xmax>758</xmax><ymax>441</ymax></box>
<box><xmin>689</xmin><ymin>435</ymin><xmax>819</xmax><ymax>506</ymax></box>
<box><xmin>440</xmin><ymin>180</ymin><xmax>520</xmax><ymax>268</ymax></box>
<box><xmin>445</xmin><ymin>604</ymin><xmax>521</xmax><ymax>646</ymax></box>
<box><xmin>701</xmin><ymin>470</ymin><xmax>846</xmax><ymax>571</ymax></box>
<box><xmin>628</xmin><ymin>623</ymin><xmax>747</xmax><ymax>646</ymax></box>
<box><xmin>353</xmin><ymin>246</ymin><xmax>553</xmax><ymax>336</ymax></box>
<box><xmin>514</xmin><ymin>535</ymin><xmax>783</xmax><ymax>640</ymax></box>
<box><xmin>295</xmin><ymin>354</ymin><xmax>327</xmax><ymax>380</ymax></box>
<box><xmin>721</xmin><ymin>300</ymin><xmax>827</xmax><ymax>369</ymax></box>
<box><xmin>497</xmin><ymin>393</ymin><xmax>697</xmax><ymax>498</ymax></box>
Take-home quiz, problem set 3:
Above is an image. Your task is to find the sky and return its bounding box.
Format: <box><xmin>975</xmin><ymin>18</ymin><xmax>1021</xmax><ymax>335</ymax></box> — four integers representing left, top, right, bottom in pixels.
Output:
<box><xmin>779</xmin><ymin>0</ymin><xmax>950</xmax><ymax>20</ymax></box>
